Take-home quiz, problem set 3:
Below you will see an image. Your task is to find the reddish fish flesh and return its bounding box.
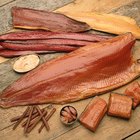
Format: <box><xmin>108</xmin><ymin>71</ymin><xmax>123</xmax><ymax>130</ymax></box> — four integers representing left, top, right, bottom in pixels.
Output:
<box><xmin>108</xmin><ymin>93</ymin><xmax>132</xmax><ymax>119</ymax></box>
<box><xmin>0</xmin><ymin>31</ymin><xmax>111</xmax><ymax>41</ymax></box>
<box><xmin>124</xmin><ymin>81</ymin><xmax>140</xmax><ymax>109</ymax></box>
<box><xmin>0</xmin><ymin>50</ymin><xmax>56</xmax><ymax>57</ymax></box>
<box><xmin>79</xmin><ymin>96</ymin><xmax>107</xmax><ymax>132</ymax></box>
<box><xmin>12</xmin><ymin>7</ymin><xmax>90</xmax><ymax>33</ymax></box>
<box><xmin>0</xmin><ymin>42</ymin><xmax>77</xmax><ymax>51</ymax></box>
<box><xmin>4</xmin><ymin>39</ymin><xmax>93</xmax><ymax>46</ymax></box>
<box><xmin>0</xmin><ymin>33</ymin><xmax>140</xmax><ymax>108</ymax></box>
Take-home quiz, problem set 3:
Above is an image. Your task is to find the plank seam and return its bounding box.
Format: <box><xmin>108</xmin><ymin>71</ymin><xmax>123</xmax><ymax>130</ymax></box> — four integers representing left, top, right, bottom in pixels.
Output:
<box><xmin>53</xmin><ymin>0</ymin><xmax>75</xmax><ymax>11</ymax></box>
<box><xmin>122</xmin><ymin>129</ymin><xmax>140</xmax><ymax>140</ymax></box>
<box><xmin>49</xmin><ymin>124</ymin><xmax>80</xmax><ymax>140</ymax></box>
<box><xmin>0</xmin><ymin>0</ymin><xmax>16</xmax><ymax>8</ymax></box>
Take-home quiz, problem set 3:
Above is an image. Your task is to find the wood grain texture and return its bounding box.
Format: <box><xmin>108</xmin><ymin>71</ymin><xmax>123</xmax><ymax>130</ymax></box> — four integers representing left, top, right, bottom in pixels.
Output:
<box><xmin>0</xmin><ymin>0</ymin><xmax>140</xmax><ymax>140</ymax></box>
<box><xmin>112</xmin><ymin>0</ymin><xmax>140</xmax><ymax>24</ymax></box>
<box><xmin>55</xmin><ymin>0</ymin><xmax>136</xmax><ymax>13</ymax></box>
<box><xmin>0</xmin><ymin>0</ymin><xmax>15</xmax><ymax>7</ymax></box>
<box><xmin>0</xmin><ymin>57</ymin><xmax>9</xmax><ymax>64</ymax></box>
<box><xmin>124</xmin><ymin>132</ymin><xmax>140</xmax><ymax>140</ymax></box>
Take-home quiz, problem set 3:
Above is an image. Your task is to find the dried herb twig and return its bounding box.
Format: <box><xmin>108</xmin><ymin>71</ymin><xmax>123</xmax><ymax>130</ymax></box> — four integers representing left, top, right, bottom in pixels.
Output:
<box><xmin>4</xmin><ymin>105</ymin><xmax>56</xmax><ymax>134</ymax></box>
<box><xmin>36</xmin><ymin>106</ymin><xmax>50</xmax><ymax>131</ymax></box>
<box><xmin>11</xmin><ymin>107</ymin><xmax>46</xmax><ymax>122</ymax></box>
<box><xmin>13</xmin><ymin>106</ymin><xmax>30</xmax><ymax>130</ymax></box>
<box><xmin>27</xmin><ymin>110</ymin><xmax>48</xmax><ymax>133</ymax></box>
<box><xmin>38</xmin><ymin>108</ymin><xmax>56</xmax><ymax>133</ymax></box>
<box><xmin>22</xmin><ymin>109</ymin><xmax>45</xmax><ymax>127</ymax></box>
<box><xmin>24</xmin><ymin>106</ymin><xmax>34</xmax><ymax>133</ymax></box>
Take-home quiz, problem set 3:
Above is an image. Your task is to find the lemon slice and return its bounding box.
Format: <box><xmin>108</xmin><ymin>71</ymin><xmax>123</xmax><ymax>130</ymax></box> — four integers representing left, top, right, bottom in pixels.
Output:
<box><xmin>13</xmin><ymin>54</ymin><xmax>40</xmax><ymax>73</ymax></box>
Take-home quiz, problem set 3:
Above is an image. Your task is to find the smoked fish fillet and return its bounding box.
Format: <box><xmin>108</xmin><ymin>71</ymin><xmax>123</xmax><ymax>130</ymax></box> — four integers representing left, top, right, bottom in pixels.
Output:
<box><xmin>12</xmin><ymin>7</ymin><xmax>90</xmax><ymax>33</ymax></box>
<box><xmin>57</xmin><ymin>12</ymin><xmax>140</xmax><ymax>39</ymax></box>
<box><xmin>0</xmin><ymin>33</ymin><xmax>140</xmax><ymax>108</ymax></box>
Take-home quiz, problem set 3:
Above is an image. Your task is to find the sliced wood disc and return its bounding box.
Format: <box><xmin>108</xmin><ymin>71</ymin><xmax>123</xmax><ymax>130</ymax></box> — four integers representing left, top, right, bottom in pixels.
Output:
<box><xmin>13</xmin><ymin>54</ymin><xmax>40</xmax><ymax>73</ymax></box>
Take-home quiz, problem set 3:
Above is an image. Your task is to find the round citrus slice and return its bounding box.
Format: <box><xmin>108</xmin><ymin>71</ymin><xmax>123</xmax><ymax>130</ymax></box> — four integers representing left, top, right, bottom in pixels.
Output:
<box><xmin>13</xmin><ymin>54</ymin><xmax>40</xmax><ymax>73</ymax></box>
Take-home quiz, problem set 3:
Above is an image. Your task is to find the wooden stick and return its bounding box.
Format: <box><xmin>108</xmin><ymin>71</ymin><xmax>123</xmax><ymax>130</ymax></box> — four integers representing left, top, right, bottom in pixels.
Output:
<box><xmin>38</xmin><ymin>108</ymin><xmax>56</xmax><ymax>133</ymax></box>
<box><xmin>1</xmin><ymin>105</ymin><xmax>53</xmax><ymax>133</ymax></box>
<box><xmin>27</xmin><ymin>110</ymin><xmax>47</xmax><ymax>133</ymax></box>
<box><xmin>0</xmin><ymin>123</ymin><xmax>16</xmax><ymax>131</ymax></box>
<box><xmin>11</xmin><ymin>107</ymin><xmax>45</xmax><ymax>122</ymax></box>
<box><xmin>35</xmin><ymin>106</ymin><xmax>50</xmax><ymax>131</ymax></box>
<box><xmin>13</xmin><ymin>106</ymin><xmax>30</xmax><ymax>130</ymax></box>
<box><xmin>22</xmin><ymin>105</ymin><xmax>53</xmax><ymax>127</ymax></box>
<box><xmin>22</xmin><ymin>109</ymin><xmax>45</xmax><ymax>127</ymax></box>
<box><xmin>11</xmin><ymin>109</ymin><xmax>35</xmax><ymax>122</ymax></box>
<box><xmin>24</xmin><ymin>106</ymin><xmax>34</xmax><ymax>133</ymax></box>
<box><xmin>25</xmin><ymin>112</ymin><xmax>46</xmax><ymax>128</ymax></box>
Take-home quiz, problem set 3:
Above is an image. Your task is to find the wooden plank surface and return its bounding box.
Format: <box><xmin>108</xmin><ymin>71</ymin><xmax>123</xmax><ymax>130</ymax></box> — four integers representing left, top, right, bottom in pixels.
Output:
<box><xmin>0</xmin><ymin>0</ymin><xmax>140</xmax><ymax>140</ymax></box>
<box><xmin>55</xmin><ymin>0</ymin><xmax>136</xmax><ymax>13</ymax></box>
<box><xmin>124</xmin><ymin>131</ymin><xmax>140</xmax><ymax>140</ymax></box>
<box><xmin>0</xmin><ymin>0</ymin><xmax>15</xmax><ymax>7</ymax></box>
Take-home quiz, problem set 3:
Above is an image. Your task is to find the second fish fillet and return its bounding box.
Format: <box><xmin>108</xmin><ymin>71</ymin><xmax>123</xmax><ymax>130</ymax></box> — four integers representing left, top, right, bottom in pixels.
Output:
<box><xmin>58</xmin><ymin>12</ymin><xmax>140</xmax><ymax>39</ymax></box>
<box><xmin>0</xmin><ymin>33</ymin><xmax>140</xmax><ymax>108</ymax></box>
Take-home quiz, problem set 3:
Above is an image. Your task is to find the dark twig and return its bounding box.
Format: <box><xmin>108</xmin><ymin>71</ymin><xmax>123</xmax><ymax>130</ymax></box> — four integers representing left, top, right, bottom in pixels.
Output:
<box><xmin>24</xmin><ymin>106</ymin><xmax>34</xmax><ymax>133</ymax></box>
<box><xmin>22</xmin><ymin>109</ymin><xmax>45</xmax><ymax>127</ymax></box>
<box><xmin>35</xmin><ymin>106</ymin><xmax>50</xmax><ymax>131</ymax></box>
<box><xmin>11</xmin><ymin>107</ymin><xmax>45</xmax><ymax>122</ymax></box>
<box><xmin>38</xmin><ymin>108</ymin><xmax>56</xmax><ymax>133</ymax></box>
<box><xmin>13</xmin><ymin>106</ymin><xmax>30</xmax><ymax>130</ymax></box>
<box><xmin>27</xmin><ymin>110</ymin><xmax>47</xmax><ymax>133</ymax></box>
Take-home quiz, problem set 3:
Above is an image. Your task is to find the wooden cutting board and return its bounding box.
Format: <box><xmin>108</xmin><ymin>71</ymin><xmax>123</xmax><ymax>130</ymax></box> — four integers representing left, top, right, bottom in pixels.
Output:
<box><xmin>0</xmin><ymin>0</ymin><xmax>140</xmax><ymax>140</ymax></box>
